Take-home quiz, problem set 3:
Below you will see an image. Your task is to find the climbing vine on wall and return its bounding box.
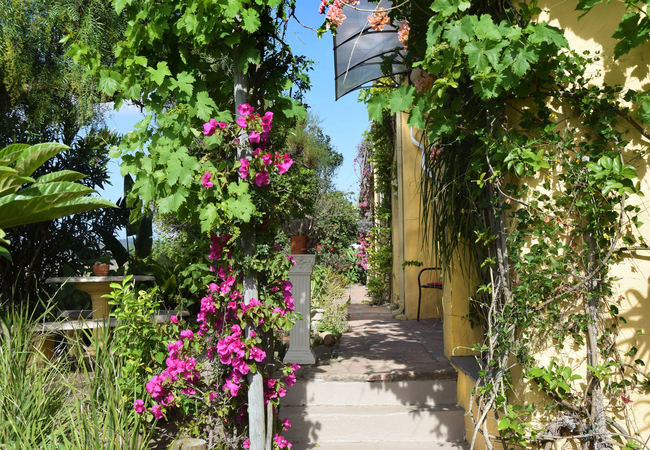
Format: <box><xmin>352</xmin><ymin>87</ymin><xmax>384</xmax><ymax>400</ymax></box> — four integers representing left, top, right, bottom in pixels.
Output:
<box><xmin>319</xmin><ymin>1</ymin><xmax>650</xmax><ymax>449</ymax></box>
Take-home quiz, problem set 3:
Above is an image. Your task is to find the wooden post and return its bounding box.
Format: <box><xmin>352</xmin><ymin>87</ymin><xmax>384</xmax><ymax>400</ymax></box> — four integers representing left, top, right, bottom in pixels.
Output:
<box><xmin>235</xmin><ymin>65</ymin><xmax>265</xmax><ymax>450</ymax></box>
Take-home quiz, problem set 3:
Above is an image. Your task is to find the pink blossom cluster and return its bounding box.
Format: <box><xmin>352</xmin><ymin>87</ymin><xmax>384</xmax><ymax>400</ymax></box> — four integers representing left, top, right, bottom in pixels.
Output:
<box><xmin>413</xmin><ymin>69</ymin><xmax>434</xmax><ymax>92</ymax></box>
<box><xmin>136</xmin><ymin>232</ymin><xmax>300</xmax><ymax>450</ymax></box>
<box><xmin>430</xmin><ymin>147</ymin><xmax>443</xmax><ymax>159</ymax></box>
<box><xmin>368</xmin><ymin>7</ymin><xmax>390</xmax><ymax>31</ymax></box>
<box><xmin>239</xmin><ymin>150</ymin><xmax>294</xmax><ymax>187</ymax></box>
<box><xmin>135</xmin><ymin>333</ymin><xmax>201</xmax><ymax>419</ymax></box>
<box><xmin>398</xmin><ymin>21</ymin><xmax>410</xmax><ymax>50</ymax></box>
<box><xmin>354</xmin><ymin>232</ymin><xmax>373</xmax><ymax>270</ymax></box>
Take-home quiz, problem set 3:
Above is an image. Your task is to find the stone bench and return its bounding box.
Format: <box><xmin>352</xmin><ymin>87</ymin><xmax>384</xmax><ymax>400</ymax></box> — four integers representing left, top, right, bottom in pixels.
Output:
<box><xmin>33</xmin><ymin>310</ymin><xmax>191</xmax><ymax>360</ymax></box>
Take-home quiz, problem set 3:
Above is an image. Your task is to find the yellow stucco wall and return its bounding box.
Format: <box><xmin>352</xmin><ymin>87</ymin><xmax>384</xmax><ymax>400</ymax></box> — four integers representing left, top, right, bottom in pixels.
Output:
<box><xmin>392</xmin><ymin>1</ymin><xmax>650</xmax><ymax>442</ymax></box>
<box><xmin>394</xmin><ymin>112</ymin><xmax>443</xmax><ymax>319</ymax></box>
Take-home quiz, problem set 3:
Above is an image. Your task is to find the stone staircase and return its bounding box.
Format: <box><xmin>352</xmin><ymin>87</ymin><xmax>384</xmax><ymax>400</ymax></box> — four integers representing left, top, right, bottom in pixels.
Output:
<box><xmin>279</xmin><ymin>284</ymin><xmax>468</xmax><ymax>450</ymax></box>
<box><xmin>281</xmin><ymin>377</ymin><xmax>467</xmax><ymax>449</ymax></box>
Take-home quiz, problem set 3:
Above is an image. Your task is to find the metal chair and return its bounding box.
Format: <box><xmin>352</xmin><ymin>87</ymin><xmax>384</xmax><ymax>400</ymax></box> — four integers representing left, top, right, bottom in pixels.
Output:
<box><xmin>417</xmin><ymin>267</ymin><xmax>443</xmax><ymax>321</ymax></box>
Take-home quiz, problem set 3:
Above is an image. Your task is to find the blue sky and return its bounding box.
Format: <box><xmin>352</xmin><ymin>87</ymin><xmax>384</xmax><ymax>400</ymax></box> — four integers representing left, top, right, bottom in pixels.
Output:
<box><xmin>96</xmin><ymin>4</ymin><xmax>369</xmax><ymax>203</ymax></box>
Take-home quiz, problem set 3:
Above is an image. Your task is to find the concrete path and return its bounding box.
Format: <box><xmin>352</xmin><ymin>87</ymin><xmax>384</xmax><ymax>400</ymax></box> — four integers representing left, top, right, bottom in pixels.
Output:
<box><xmin>297</xmin><ymin>283</ymin><xmax>456</xmax><ymax>382</ymax></box>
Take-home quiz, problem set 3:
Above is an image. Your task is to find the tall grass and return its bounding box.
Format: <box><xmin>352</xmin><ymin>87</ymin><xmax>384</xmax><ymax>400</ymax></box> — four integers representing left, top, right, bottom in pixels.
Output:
<box><xmin>54</xmin><ymin>329</ymin><xmax>154</xmax><ymax>450</ymax></box>
<box><xmin>0</xmin><ymin>305</ymin><xmax>154</xmax><ymax>449</ymax></box>
<box><xmin>0</xmin><ymin>305</ymin><xmax>67</xmax><ymax>449</ymax></box>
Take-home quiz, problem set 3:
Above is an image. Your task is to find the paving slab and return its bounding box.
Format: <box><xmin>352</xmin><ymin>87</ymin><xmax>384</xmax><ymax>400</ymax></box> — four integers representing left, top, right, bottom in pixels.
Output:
<box><xmin>296</xmin><ymin>284</ymin><xmax>456</xmax><ymax>383</ymax></box>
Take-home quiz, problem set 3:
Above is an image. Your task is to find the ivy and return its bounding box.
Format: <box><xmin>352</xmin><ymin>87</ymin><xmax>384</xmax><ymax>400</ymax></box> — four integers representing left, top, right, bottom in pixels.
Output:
<box><xmin>319</xmin><ymin>0</ymin><xmax>650</xmax><ymax>448</ymax></box>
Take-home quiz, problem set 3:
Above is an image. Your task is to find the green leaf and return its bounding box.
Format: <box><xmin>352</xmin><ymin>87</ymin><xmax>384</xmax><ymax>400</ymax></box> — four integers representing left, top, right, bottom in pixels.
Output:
<box><xmin>34</xmin><ymin>170</ymin><xmax>86</xmax><ymax>184</ymax></box>
<box><xmin>225</xmin><ymin>194</ymin><xmax>255</xmax><ymax>222</ymax></box>
<box><xmin>465</xmin><ymin>42</ymin><xmax>490</xmax><ymax>72</ymax></box>
<box><xmin>199</xmin><ymin>204</ymin><xmax>219</xmax><ymax>233</ymax></box>
<box><xmin>497</xmin><ymin>418</ymin><xmax>511</xmax><ymax>430</ymax></box>
<box><xmin>158</xmin><ymin>186</ymin><xmax>188</xmax><ymax>214</ymax></box>
<box><xmin>471</xmin><ymin>15</ymin><xmax>502</xmax><ymax>41</ymax></box>
<box><xmin>612</xmin><ymin>12</ymin><xmax>650</xmax><ymax>59</ymax></box>
<box><xmin>443</xmin><ymin>16</ymin><xmax>474</xmax><ymax>47</ymax></box>
<box><xmin>147</xmin><ymin>62</ymin><xmax>172</xmax><ymax>86</ymax></box>
<box><xmin>575</xmin><ymin>0</ymin><xmax>605</xmax><ymax>13</ymax></box>
<box><xmin>14</xmin><ymin>143</ymin><xmax>69</xmax><ymax>177</ymax></box>
<box><xmin>98</xmin><ymin>70</ymin><xmax>122</xmax><ymax>96</ymax></box>
<box><xmin>241</xmin><ymin>9</ymin><xmax>261</xmax><ymax>32</ymax></box>
<box><xmin>430</xmin><ymin>0</ymin><xmax>470</xmax><ymax>17</ymax></box>
<box><xmin>637</xmin><ymin>99</ymin><xmax>650</xmax><ymax>124</ymax></box>
<box><xmin>114</xmin><ymin>0</ymin><xmax>132</xmax><ymax>13</ymax></box>
<box><xmin>193</xmin><ymin>91</ymin><xmax>217</xmax><ymax>122</ymax></box>
<box><xmin>390</xmin><ymin>85</ymin><xmax>416</xmax><ymax>114</ymax></box>
<box><xmin>171</xmin><ymin>72</ymin><xmax>195</xmax><ymax>97</ymax></box>
<box><xmin>367</xmin><ymin>95</ymin><xmax>385</xmax><ymax>121</ymax></box>
<box><xmin>528</xmin><ymin>22</ymin><xmax>568</xmax><ymax>48</ymax></box>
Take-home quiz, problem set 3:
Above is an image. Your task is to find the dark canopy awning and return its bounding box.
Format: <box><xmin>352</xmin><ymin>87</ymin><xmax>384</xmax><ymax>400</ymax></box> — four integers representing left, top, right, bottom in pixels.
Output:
<box><xmin>333</xmin><ymin>0</ymin><xmax>408</xmax><ymax>100</ymax></box>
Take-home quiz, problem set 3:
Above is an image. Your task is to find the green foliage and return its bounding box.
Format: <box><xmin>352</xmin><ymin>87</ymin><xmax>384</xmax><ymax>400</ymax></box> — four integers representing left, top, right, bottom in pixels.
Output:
<box><xmin>311</xmin><ymin>265</ymin><xmax>350</xmax><ymax>338</ymax></box>
<box><xmin>339</xmin><ymin>0</ymin><xmax>650</xmax><ymax>446</ymax></box>
<box><xmin>105</xmin><ymin>276</ymin><xmax>177</xmax><ymax>398</ymax></box>
<box><xmin>70</xmin><ymin>0</ymin><xmax>310</xmax><ymax>222</ymax></box>
<box><xmin>312</xmin><ymin>191</ymin><xmax>362</xmax><ymax>280</ymax></box>
<box><xmin>0</xmin><ymin>130</ymin><xmax>123</xmax><ymax>305</ymax></box>
<box><xmin>0</xmin><ymin>142</ymin><xmax>116</xmax><ymax>260</ymax></box>
<box><xmin>0</xmin><ymin>304</ymin><xmax>67</xmax><ymax>448</ymax></box>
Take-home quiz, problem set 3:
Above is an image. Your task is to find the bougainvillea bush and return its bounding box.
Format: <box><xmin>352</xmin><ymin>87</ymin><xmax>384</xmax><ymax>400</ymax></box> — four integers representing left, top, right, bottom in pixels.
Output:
<box><xmin>132</xmin><ymin>106</ymin><xmax>301</xmax><ymax>449</ymax></box>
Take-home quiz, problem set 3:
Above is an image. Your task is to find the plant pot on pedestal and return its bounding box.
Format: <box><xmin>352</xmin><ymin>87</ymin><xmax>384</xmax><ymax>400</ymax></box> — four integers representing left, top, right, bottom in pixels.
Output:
<box><xmin>93</xmin><ymin>263</ymin><xmax>110</xmax><ymax>276</ymax></box>
<box><xmin>290</xmin><ymin>235</ymin><xmax>309</xmax><ymax>254</ymax></box>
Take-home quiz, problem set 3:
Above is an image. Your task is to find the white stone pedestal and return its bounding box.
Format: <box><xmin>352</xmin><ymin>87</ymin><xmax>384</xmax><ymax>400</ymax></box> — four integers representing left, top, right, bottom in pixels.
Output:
<box><xmin>284</xmin><ymin>254</ymin><xmax>316</xmax><ymax>365</ymax></box>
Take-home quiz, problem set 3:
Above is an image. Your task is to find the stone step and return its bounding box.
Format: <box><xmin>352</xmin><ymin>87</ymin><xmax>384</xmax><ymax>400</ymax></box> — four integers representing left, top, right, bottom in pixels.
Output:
<box><xmin>282</xmin><ymin>379</ymin><xmax>458</xmax><ymax>407</ymax></box>
<box><xmin>281</xmin><ymin>404</ymin><xmax>466</xmax><ymax>443</ymax></box>
<box><xmin>290</xmin><ymin>441</ymin><xmax>470</xmax><ymax>450</ymax></box>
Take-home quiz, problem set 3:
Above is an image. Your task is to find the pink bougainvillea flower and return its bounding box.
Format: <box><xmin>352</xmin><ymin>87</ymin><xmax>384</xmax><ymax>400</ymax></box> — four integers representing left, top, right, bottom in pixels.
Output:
<box><xmin>181</xmin><ymin>387</ymin><xmax>196</xmax><ymax>396</ymax></box>
<box><xmin>319</xmin><ymin>0</ymin><xmax>327</xmax><ymax>14</ymax></box>
<box><xmin>239</xmin><ymin>158</ymin><xmax>250</xmax><ymax>179</ymax></box>
<box><xmin>285</xmin><ymin>372</ymin><xmax>297</xmax><ymax>386</ymax></box>
<box><xmin>368</xmin><ymin>7</ymin><xmax>390</xmax><ymax>31</ymax></box>
<box><xmin>170</xmin><ymin>315</ymin><xmax>178</xmax><ymax>324</ymax></box>
<box><xmin>134</xmin><ymin>399</ymin><xmax>145</xmax><ymax>414</ymax></box>
<box><xmin>326</xmin><ymin>0</ymin><xmax>346</xmax><ymax>27</ymax></box>
<box><xmin>152</xmin><ymin>404</ymin><xmax>163</xmax><ymax>419</ymax></box>
<box><xmin>398</xmin><ymin>20</ymin><xmax>410</xmax><ymax>50</ymax></box>
<box><xmin>273</xmin><ymin>434</ymin><xmax>292</xmax><ymax>449</ymax></box>
<box><xmin>255</xmin><ymin>170</ymin><xmax>270</xmax><ymax>187</ymax></box>
<box><xmin>203</xmin><ymin>119</ymin><xmax>217</xmax><ymax>136</ymax></box>
<box><xmin>262</xmin><ymin>152</ymin><xmax>273</xmax><ymax>166</ymax></box>
<box><xmin>249</xmin><ymin>346</ymin><xmax>267</xmax><ymax>362</ymax></box>
<box><xmin>283</xmin><ymin>418</ymin><xmax>292</xmax><ymax>430</ymax></box>
<box><xmin>236</xmin><ymin>116</ymin><xmax>248</xmax><ymax>128</ymax></box>
<box><xmin>217</xmin><ymin>121</ymin><xmax>227</xmax><ymax>129</ymax></box>
<box><xmin>180</xmin><ymin>329</ymin><xmax>194</xmax><ymax>341</ymax></box>
<box><xmin>238</xmin><ymin>103</ymin><xmax>255</xmax><ymax>116</ymax></box>
<box><xmin>243</xmin><ymin>439</ymin><xmax>251</xmax><ymax>449</ymax></box>
<box><xmin>209</xmin><ymin>392</ymin><xmax>218</xmax><ymax>402</ymax></box>
<box><xmin>276</xmin><ymin>153</ymin><xmax>294</xmax><ymax>174</ymax></box>
<box><xmin>202</xmin><ymin>171</ymin><xmax>213</xmax><ymax>189</ymax></box>
<box><xmin>253</xmin><ymin>148</ymin><xmax>262</xmax><ymax>157</ymax></box>
<box><xmin>619</xmin><ymin>393</ymin><xmax>633</xmax><ymax>404</ymax></box>
<box><xmin>261</xmin><ymin>111</ymin><xmax>274</xmax><ymax>130</ymax></box>
<box><xmin>249</xmin><ymin>131</ymin><xmax>261</xmax><ymax>144</ymax></box>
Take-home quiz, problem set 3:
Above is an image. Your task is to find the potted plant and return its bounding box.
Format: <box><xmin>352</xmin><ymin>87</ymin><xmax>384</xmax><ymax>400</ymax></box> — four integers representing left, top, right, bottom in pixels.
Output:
<box><xmin>92</xmin><ymin>254</ymin><xmax>111</xmax><ymax>276</ymax></box>
<box><xmin>282</xmin><ymin>218</ymin><xmax>314</xmax><ymax>254</ymax></box>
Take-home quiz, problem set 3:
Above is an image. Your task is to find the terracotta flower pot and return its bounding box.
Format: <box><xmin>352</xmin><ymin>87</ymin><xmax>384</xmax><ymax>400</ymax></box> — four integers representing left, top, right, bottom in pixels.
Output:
<box><xmin>290</xmin><ymin>235</ymin><xmax>308</xmax><ymax>254</ymax></box>
<box><xmin>93</xmin><ymin>264</ymin><xmax>110</xmax><ymax>277</ymax></box>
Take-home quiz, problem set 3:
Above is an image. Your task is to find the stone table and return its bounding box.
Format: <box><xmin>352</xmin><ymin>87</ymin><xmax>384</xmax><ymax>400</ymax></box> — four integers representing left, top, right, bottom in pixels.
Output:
<box><xmin>45</xmin><ymin>275</ymin><xmax>156</xmax><ymax>321</ymax></box>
